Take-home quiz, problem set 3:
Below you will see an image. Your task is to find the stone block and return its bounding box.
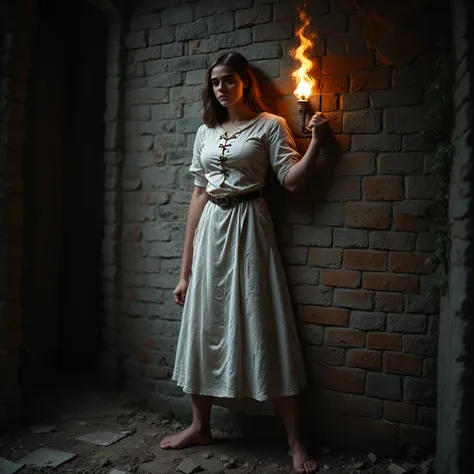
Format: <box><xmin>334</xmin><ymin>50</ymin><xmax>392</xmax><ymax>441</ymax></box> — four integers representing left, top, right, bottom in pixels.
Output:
<box><xmin>175</xmin><ymin>19</ymin><xmax>208</xmax><ymax>41</ymax></box>
<box><xmin>370</xmin><ymin>88</ymin><xmax>422</xmax><ymax>107</ymax></box>
<box><xmin>387</xmin><ymin>313</ymin><xmax>427</xmax><ymax>334</ymax></box>
<box><xmin>253</xmin><ymin>20</ymin><xmax>294</xmax><ymax>42</ymax></box>
<box><xmin>148</xmin><ymin>27</ymin><xmax>174</xmax><ymax>45</ymax></box>
<box><xmin>403</xmin><ymin>377</ymin><xmax>436</xmax><ymax>406</ymax></box>
<box><xmin>366</xmin><ymin>373</ymin><xmax>401</xmax><ymax>400</ymax></box>
<box><xmin>161</xmin><ymin>4</ymin><xmax>195</xmax><ymax>25</ymax></box>
<box><xmin>343</xmin><ymin>109</ymin><xmax>381</xmax><ymax>133</ymax></box>
<box><xmin>352</xmin><ymin>134</ymin><xmax>401</xmax><ymax>152</ymax></box>
<box><xmin>383</xmin><ymin>106</ymin><xmax>427</xmax><ymax>134</ymax></box>
<box><xmin>208</xmin><ymin>13</ymin><xmax>235</xmax><ymax>34</ymax></box>
<box><xmin>340</xmin><ymin>92</ymin><xmax>368</xmax><ymax>110</ymax></box>
<box><xmin>333</xmin><ymin>228</ymin><xmax>368</xmax><ymax>248</ymax></box>
<box><xmin>236</xmin><ymin>5</ymin><xmax>271</xmax><ymax>27</ymax></box>
<box><xmin>349</xmin><ymin>311</ymin><xmax>385</xmax><ymax>330</ymax></box>
<box><xmin>124</xmin><ymin>31</ymin><xmax>147</xmax><ymax>50</ymax></box>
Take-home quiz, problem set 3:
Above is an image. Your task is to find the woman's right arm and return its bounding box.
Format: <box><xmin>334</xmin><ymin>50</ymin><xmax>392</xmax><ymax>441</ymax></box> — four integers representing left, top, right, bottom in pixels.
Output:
<box><xmin>174</xmin><ymin>185</ymin><xmax>209</xmax><ymax>306</ymax></box>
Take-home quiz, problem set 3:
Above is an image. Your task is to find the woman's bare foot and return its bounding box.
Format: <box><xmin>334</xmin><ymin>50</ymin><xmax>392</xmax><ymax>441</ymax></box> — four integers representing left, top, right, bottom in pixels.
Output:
<box><xmin>160</xmin><ymin>425</ymin><xmax>212</xmax><ymax>450</ymax></box>
<box><xmin>289</xmin><ymin>441</ymin><xmax>318</xmax><ymax>473</ymax></box>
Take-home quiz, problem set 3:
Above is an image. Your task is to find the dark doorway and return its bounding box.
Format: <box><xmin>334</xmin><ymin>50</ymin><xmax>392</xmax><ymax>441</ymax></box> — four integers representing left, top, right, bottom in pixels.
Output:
<box><xmin>21</xmin><ymin>0</ymin><xmax>107</xmax><ymax>392</ymax></box>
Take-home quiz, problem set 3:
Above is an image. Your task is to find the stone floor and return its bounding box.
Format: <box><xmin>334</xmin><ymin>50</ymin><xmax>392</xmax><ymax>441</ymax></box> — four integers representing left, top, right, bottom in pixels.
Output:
<box><xmin>0</xmin><ymin>386</ymin><xmax>434</xmax><ymax>474</ymax></box>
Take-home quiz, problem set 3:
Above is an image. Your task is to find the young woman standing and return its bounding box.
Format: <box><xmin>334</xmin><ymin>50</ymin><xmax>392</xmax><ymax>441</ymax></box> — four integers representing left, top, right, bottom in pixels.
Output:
<box><xmin>161</xmin><ymin>51</ymin><xmax>328</xmax><ymax>474</ymax></box>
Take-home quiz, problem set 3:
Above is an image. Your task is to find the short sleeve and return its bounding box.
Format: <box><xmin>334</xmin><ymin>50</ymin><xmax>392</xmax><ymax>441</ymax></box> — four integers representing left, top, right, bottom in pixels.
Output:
<box><xmin>267</xmin><ymin>117</ymin><xmax>301</xmax><ymax>184</ymax></box>
<box><xmin>189</xmin><ymin>125</ymin><xmax>208</xmax><ymax>188</ymax></box>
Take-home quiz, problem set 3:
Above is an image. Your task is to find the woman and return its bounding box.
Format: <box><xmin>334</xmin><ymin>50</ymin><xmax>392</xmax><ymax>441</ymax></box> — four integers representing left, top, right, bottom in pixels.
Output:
<box><xmin>161</xmin><ymin>51</ymin><xmax>328</xmax><ymax>474</ymax></box>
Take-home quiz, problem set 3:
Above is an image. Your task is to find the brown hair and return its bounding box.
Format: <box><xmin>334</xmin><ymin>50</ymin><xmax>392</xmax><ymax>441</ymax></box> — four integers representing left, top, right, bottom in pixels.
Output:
<box><xmin>202</xmin><ymin>51</ymin><xmax>268</xmax><ymax>128</ymax></box>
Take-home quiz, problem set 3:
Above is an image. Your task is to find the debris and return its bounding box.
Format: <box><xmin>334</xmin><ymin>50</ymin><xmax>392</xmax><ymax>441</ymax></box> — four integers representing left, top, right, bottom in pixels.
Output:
<box><xmin>420</xmin><ymin>458</ymin><xmax>435</xmax><ymax>474</ymax></box>
<box><xmin>108</xmin><ymin>470</ymin><xmax>131</xmax><ymax>474</ymax></box>
<box><xmin>201</xmin><ymin>452</ymin><xmax>213</xmax><ymax>459</ymax></box>
<box><xmin>18</xmin><ymin>448</ymin><xmax>76</xmax><ymax>468</ymax></box>
<box><xmin>261</xmin><ymin>462</ymin><xmax>280</xmax><ymax>472</ymax></box>
<box><xmin>177</xmin><ymin>458</ymin><xmax>201</xmax><ymax>474</ymax></box>
<box><xmin>76</xmin><ymin>431</ymin><xmax>132</xmax><ymax>446</ymax></box>
<box><xmin>0</xmin><ymin>458</ymin><xmax>24</xmax><ymax>474</ymax></box>
<box><xmin>368</xmin><ymin>452</ymin><xmax>378</xmax><ymax>463</ymax></box>
<box><xmin>219</xmin><ymin>454</ymin><xmax>229</xmax><ymax>463</ymax></box>
<box><xmin>144</xmin><ymin>430</ymin><xmax>158</xmax><ymax>437</ymax></box>
<box><xmin>225</xmin><ymin>458</ymin><xmax>238</xmax><ymax>469</ymax></box>
<box><xmin>323</xmin><ymin>465</ymin><xmax>330</xmax><ymax>471</ymax></box>
<box><xmin>29</xmin><ymin>424</ymin><xmax>57</xmax><ymax>434</ymax></box>
<box><xmin>320</xmin><ymin>446</ymin><xmax>331</xmax><ymax>454</ymax></box>
<box><xmin>353</xmin><ymin>461</ymin><xmax>365</xmax><ymax>469</ymax></box>
<box><xmin>387</xmin><ymin>463</ymin><xmax>407</xmax><ymax>474</ymax></box>
<box><xmin>77</xmin><ymin>421</ymin><xmax>88</xmax><ymax>426</ymax></box>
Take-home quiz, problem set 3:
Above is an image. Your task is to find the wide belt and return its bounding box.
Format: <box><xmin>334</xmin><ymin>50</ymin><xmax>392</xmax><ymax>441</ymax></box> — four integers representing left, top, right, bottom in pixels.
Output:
<box><xmin>207</xmin><ymin>189</ymin><xmax>263</xmax><ymax>207</ymax></box>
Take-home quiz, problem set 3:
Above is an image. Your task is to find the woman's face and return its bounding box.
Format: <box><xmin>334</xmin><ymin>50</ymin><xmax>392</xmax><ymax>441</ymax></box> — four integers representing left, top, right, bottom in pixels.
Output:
<box><xmin>210</xmin><ymin>64</ymin><xmax>247</xmax><ymax>108</ymax></box>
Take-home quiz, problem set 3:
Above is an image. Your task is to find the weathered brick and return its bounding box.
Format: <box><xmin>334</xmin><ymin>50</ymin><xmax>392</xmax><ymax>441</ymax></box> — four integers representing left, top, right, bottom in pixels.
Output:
<box><xmin>352</xmin><ymin>135</ymin><xmax>401</xmax><ymax>152</ymax></box>
<box><xmin>390</xmin><ymin>252</ymin><xmax>431</xmax><ymax>274</ymax></box>
<box><xmin>322</xmin><ymin>53</ymin><xmax>373</xmax><ymax>74</ymax></box>
<box><xmin>416</xmin><ymin>231</ymin><xmax>436</xmax><ymax>252</ymax></box>
<box><xmin>366</xmin><ymin>332</ymin><xmax>401</xmax><ymax>350</ymax></box>
<box><xmin>292</xmin><ymin>225</ymin><xmax>332</xmax><ymax>246</ymax></box>
<box><xmin>384</xmin><ymin>352</ymin><xmax>422</xmax><ymax>376</ymax></box>
<box><xmin>364</xmin><ymin>273</ymin><xmax>418</xmax><ymax>293</ymax></box>
<box><xmin>326</xmin><ymin>32</ymin><xmax>365</xmax><ymax>56</ymax></box>
<box><xmin>366</xmin><ymin>372</ymin><xmax>401</xmax><ymax>400</ymax></box>
<box><xmin>404</xmin><ymin>295</ymin><xmax>438</xmax><ymax>314</ymax></box>
<box><xmin>301</xmin><ymin>324</ymin><xmax>324</xmax><ymax>345</ymax></box>
<box><xmin>303</xmin><ymin>306</ymin><xmax>349</xmax><ymax>326</ymax></box>
<box><xmin>340</xmin><ymin>92</ymin><xmax>368</xmax><ymax>110</ymax></box>
<box><xmin>375</xmin><ymin>292</ymin><xmax>403</xmax><ymax>312</ymax></box>
<box><xmin>404</xmin><ymin>377</ymin><xmax>437</xmax><ymax>406</ymax></box>
<box><xmin>253</xmin><ymin>20</ymin><xmax>293</xmax><ymax>42</ymax></box>
<box><xmin>350</xmin><ymin>70</ymin><xmax>390</xmax><ymax>92</ymax></box>
<box><xmin>405</xmin><ymin>175</ymin><xmax>436</xmax><ymax>199</ymax></box>
<box><xmin>384</xmin><ymin>401</ymin><xmax>416</xmax><ymax>424</ymax></box>
<box><xmin>325</xmin><ymin>328</ymin><xmax>364</xmax><ymax>348</ymax></box>
<box><xmin>334</xmin><ymin>134</ymin><xmax>352</xmax><ymax>151</ymax></box>
<box><xmin>363</xmin><ymin>176</ymin><xmax>403</xmax><ymax>201</ymax></box>
<box><xmin>349</xmin><ymin>311</ymin><xmax>385</xmax><ymax>331</ymax></box>
<box><xmin>320</xmin><ymin>75</ymin><xmax>349</xmax><ymax>93</ymax></box>
<box><xmin>212</xmin><ymin>30</ymin><xmax>253</xmax><ymax>49</ymax></box>
<box><xmin>307</xmin><ymin>347</ymin><xmax>345</xmax><ymax>365</ymax></box>
<box><xmin>130</xmin><ymin>13</ymin><xmax>160</xmax><ymax>31</ymax></box>
<box><xmin>334</xmin><ymin>153</ymin><xmax>375</xmax><ymax>176</ymax></box>
<box><xmin>322</xmin><ymin>390</ymin><xmax>382</xmax><ymax>418</ymax></box>
<box><xmin>369</xmin><ymin>232</ymin><xmax>416</xmax><ymax>252</ymax></box>
<box><xmin>312</xmin><ymin>12</ymin><xmax>347</xmax><ymax>34</ymax></box>
<box><xmin>325</xmin><ymin>177</ymin><xmax>361</xmax><ymax>201</ymax></box>
<box><xmin>377</xmin><ymin>153</ymin><xmax>423</xmax><ymax>176</ymax></box>
<box><xmin>189</xmin><ymin>38</ymin><xmax>216</xmax><ymax>55</ymax></box>
<box><xmin>141</xmin><ymin>167</ymin><xmax>177</xmax><ymax>190</ymax></box>
<box><xmin>175</xmin><ymin>19</ymin><xmax>208</xmax><ymax>41</ymax></box>
<box><xmin>162</xmin><ymin>42</ymin><xmax>183</xmax><ymax>58</ymax></box>
<box><xmin>334</xmin><ymin>228</ymin><xmax>368</xmax><ymax>248</ymax></box>
<box><xmin>149</xmin><ymin>72</ymin><xmax>183</xmax><ymax>88</ymax></box>
<box><xmin>402</xmin><ymin>134</ymin><xmax>435</xmax><ymax>152</ymax></box>
<box><xmin>239</xmin><ymin>42</ymin><xmax>283</xmax><ymax>60</ymax></box>
<box><xmin>313</xmin><ymin>202</ymin><xmax>344</xmax><ymax>226</ymax></box>
<box><xmin>343</xmin><ymin>109</ymin><xmax>381</xmax><ymax>134</ymax></box>
<box><xmin>384</xmin><ymin>106</ymin><xmax>427</xmax><ymax>134</ymax></box>
<box><xmin>149</xmin><ymin>27</ymin><xmax>174</xmax><ymax>45</ymax></box>
<box><xmin>403</xmin><ymin>335</ymin><xmax>438</xmax><ymax>357</ymax></box>
<box><xmin>321</xmin><ymin>269</ymin><xmax>361</xmax><ymax>288</ymax></box>
<box><xmin>161</xmin><ymin>4</ymin><xmax>194</xmax><ymax>25</ymax></box>
<box><xmin>253</xmin><ymin>59</ymin><xmax>280</xmax><ymax>77</ymax></box>
<box><xmin>150</xmin><ymin>103</ymin><xmax>182</xmax><ymax>120</ymax></box>
<box><xmin>344</xmin><ymin>250</ymin><xmax>387</xmax><ymax>271</ymax></box>
<box><xmin>291</xmin><ymin>286</ymin><xmax>332</xmax><ymax>305</ymax></box>
<box><xmin>347</xmin><ymin>349</ymin><xmax>381</xmax><ymax>371</ymax></box>
<box><xmin>236</xmin><ymin>5</ymin><xmax>271</xmax><ymax>27</ymax></box>
<box><xmin>394</xmin><ymin>212</ymin><xmax>429</xmax><ymax>232</ymax></box>
<box><xmin>334</xmin><ymin>289</ymin><xmax>374</xmax><ymax>310</ymax></box>
<box><xmin>321</xmin><ymin>94</ymin><xmax>338</xmax><ymax>112</ymax></box>
<box><xmin>129</xmin><ymin>46</ymin><xmax>161</xmax><ymax>62</ymax></box>
<box><xmin>286</xmin><ymin>266</ymin><xmax>320</xmax><ymax>286</ymax></box>
<box><xmin>308</xmin><ymin>248</ymin><xmax>342</xmax><ymax>268</ymax></box>
<box><xmin>345</xmin><ymin>203</ymin><xmax>391</xmax><ymax>230</ymax></box>
<box><xmin>399</xmin><ymin>424</ymin><xmax>436</xmax><ymax>446</ymax></box>
<box><xmin>284</xmin><ymin>247</ymin><xmax>308</xmax><ymax>265</ymax></box>
<box><xmin>370</xmin><ymin>88</ymin><xmax>422</xmax><ymax>108</ymax></box>
<box><xmin>322</xmin><ymin>366</ymin><xmax>366</xmax><ymax>394</ymax></box>
<box><xmin>126</xmin><ymin>87</ymin><xmax>169</xmax><ymax>104</ymax></box>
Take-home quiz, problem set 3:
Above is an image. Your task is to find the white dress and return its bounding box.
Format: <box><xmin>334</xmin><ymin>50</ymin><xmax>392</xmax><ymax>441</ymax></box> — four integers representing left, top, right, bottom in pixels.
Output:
<box><xmin>172</xmin><ymin>112</ymin><xmax>307</xmax><ymax>402</ymax></box>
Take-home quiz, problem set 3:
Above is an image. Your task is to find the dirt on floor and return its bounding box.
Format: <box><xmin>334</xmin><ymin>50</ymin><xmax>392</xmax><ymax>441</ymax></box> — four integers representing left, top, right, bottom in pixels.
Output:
<box><xmin>0</xmin><ymin>386</ymin><xmax>435</xmax><ymax>474</ymax></box>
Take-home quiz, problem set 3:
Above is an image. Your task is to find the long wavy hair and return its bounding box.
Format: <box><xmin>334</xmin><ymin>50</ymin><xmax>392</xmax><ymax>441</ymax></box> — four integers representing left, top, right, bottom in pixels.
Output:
<box><xmin>202</xmin><ymin>52</ymin><xmax>268</xmax><ymax>128</ymax></box>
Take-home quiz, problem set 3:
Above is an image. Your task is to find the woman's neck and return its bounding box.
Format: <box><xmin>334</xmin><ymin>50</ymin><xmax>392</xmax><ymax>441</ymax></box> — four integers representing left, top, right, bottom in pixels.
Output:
<box><xmin>225</xmin><ymin>103</ymin><xmax>255</xmax><ymax>123</ymax></box>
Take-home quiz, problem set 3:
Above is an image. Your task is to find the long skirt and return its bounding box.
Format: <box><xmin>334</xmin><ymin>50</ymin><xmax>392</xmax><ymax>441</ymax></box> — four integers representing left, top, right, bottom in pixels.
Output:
<box><xmin>172</xmin><ymin>197</ymin><xmax>307</xmax><ymax>403</ymax></box>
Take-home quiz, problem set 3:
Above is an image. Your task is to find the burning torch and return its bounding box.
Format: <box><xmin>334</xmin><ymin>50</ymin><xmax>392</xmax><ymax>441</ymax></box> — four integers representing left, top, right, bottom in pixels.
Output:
<box><xmin>292</xmin><ymin>9</ymin><xmax>318</xmax><ymax>135</ymax></box>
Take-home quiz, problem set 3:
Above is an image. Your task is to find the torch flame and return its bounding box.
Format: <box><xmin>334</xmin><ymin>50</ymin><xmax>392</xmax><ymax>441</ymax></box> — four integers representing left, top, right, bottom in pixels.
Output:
<box><xmin>292</xmin><ymin>10</ymin><xmax>316</xmax><ymax>100</ymax></box>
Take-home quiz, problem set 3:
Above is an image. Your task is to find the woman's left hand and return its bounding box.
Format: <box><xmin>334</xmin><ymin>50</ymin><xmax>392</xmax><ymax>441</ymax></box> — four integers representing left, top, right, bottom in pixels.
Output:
<box><xmin>308</xmin><ymin>112</ymin><xmax>329</xmax><ymax>141</ymax></box>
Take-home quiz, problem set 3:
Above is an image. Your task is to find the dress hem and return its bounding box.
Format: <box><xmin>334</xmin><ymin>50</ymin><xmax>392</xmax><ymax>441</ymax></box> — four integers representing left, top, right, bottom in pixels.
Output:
<box><xmin>172</xmin><ymin>378</ymin><xmax>306</xmax><ymax>402</ymax></box>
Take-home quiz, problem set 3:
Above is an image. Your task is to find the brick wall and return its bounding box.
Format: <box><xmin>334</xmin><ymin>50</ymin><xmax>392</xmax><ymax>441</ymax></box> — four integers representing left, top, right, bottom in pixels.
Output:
<box><xmin>0</xmin><ymin>0</ymin><xmax>37</xmax><ymax>424</ymax></box>
<box><xmin>120</xmin><ymin>0</ymin><xmax>441</xmax><ymax>450</ymax></box>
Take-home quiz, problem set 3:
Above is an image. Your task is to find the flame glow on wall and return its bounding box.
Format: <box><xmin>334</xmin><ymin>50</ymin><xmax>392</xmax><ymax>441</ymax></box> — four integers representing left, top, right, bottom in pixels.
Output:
<box><xmin>292</xmin><ymin>9</ymin><xmax>316</xmax><ymax>101</ymax></box>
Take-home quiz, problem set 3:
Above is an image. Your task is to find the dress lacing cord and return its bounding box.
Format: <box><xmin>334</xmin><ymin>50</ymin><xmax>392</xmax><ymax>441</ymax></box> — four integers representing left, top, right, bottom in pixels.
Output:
<box><xmin>218</xmin><ymin>131</ymin><xmax>240</xmax><ymax>186</ymax></box>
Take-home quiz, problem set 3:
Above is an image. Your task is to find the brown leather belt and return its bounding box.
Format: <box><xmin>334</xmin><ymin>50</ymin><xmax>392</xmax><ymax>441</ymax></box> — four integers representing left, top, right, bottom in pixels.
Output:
<box><xmin>207</xmin><ymin>189</ymin><xmax>263</xmax><ymax>207</ymax></box>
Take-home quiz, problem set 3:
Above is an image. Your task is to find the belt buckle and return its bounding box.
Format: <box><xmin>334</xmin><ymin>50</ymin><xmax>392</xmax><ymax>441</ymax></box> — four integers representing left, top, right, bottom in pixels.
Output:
<box><xmin>216</xmin><ymin>196</ymin><xmax>229</xmax><ymax>207</ymax></box>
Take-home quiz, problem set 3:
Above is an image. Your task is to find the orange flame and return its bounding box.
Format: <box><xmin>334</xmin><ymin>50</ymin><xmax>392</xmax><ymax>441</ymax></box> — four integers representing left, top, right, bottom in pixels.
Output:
<box><xmin>292</xmin><ymin>10</ymin><xmax>316</xmax><ymax>100</ymax></box>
